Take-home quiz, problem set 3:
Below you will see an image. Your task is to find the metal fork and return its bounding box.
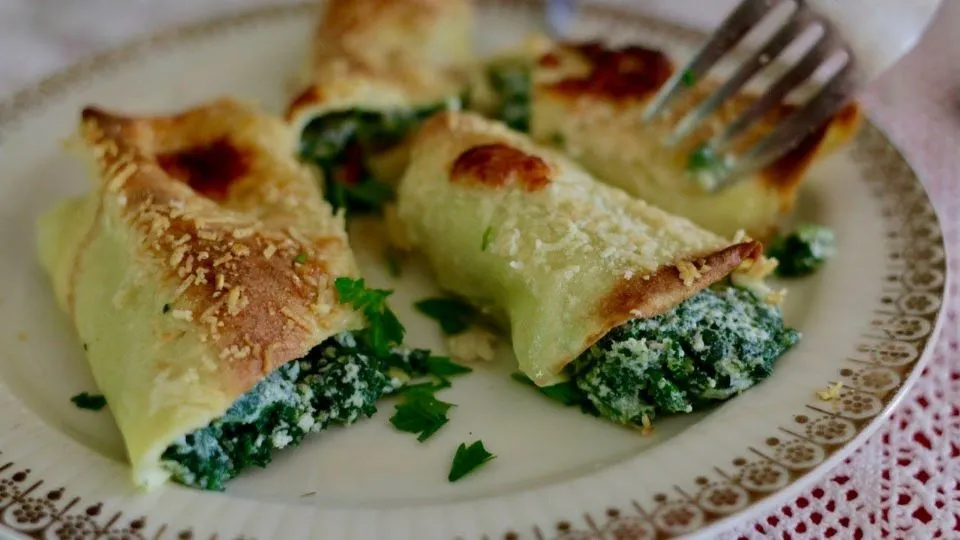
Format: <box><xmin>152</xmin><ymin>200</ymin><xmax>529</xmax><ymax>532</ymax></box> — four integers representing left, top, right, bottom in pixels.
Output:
<box><xmin>642</xmin><ymin>0</ymin><xmax>861</xmax><ymax>192</ymax></box>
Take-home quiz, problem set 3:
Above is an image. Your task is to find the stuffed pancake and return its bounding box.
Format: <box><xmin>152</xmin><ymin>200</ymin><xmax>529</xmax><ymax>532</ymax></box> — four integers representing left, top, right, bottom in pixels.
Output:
<box><xmin>37</xmin><ymin>98</ymin><xmax>424</xmax><ymax>490</ymax></box>
<box><xmin>397</xmin><ymin>111</ymin><xmax>801</xmax><ymax>427</ymax></box>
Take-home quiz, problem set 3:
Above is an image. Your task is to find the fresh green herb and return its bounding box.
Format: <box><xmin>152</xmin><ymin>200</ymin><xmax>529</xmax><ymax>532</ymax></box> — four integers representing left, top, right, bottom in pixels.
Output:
<box><xmin>390</xmin><ymin>388</ymin><xmax>455</xmax><ymax>442</ymax></box>
<box><xmin>767</xmin><ymin>224</ymin><xmax>836</xmax><ymax>278</ymax></box>
<box><xmin>294</xmin><ymin>252</ymin><xmax>308</xmax><ymax>265</ymax></box>
<box><xmin>481</xmin><ymin>226</ymin><xmax>495</xmax><ymax>251</ymax></box>
<box><xmin>414</xmin><ymin>297</ymin><xmax>478</xmax><ymax>335</ymax></box>
<box><xmin>162</xmin><ymin>304</ymin><xmax>171</xmax><ymax>314</ymax></box>
<box><xmin>335</xmin><ymin>277</ymin><xmax>405</xmax><ymax>356</ymax></box>
<box><xmin>510</xmin><ymin>373</ymin><xmax>591</xmax><ymax>408</ymax></box>
<box><xmin>448</xmin><ymin>440</ymin><xmax>496</xmax><ymax>482</ymax></box>
<box><xmin>487</xmin><ymin>62</ymin><xmax>532</xmax><ymax>133</ymax></box>
<box><xmin>71</xmin><ymin>392</ymin><xmax>106</xmax><ymax>411</ymax></box>
<box><xmin>384</xmin><ymin>248</ymin><xmax>402</xmax><ymax>278</ymax></box>
<box><xmin>82</xmin><ymin>343</ymin><xmax>88</xmax><ymax>351</ymax></box>
<box><xmin>426</xmin><ymin>356</ymin><xmax>473</xmax><ymax>378</ymax></box>
<box><xmin>681</xmin><ymin>69</ymin><xmax>697</xmax><ymax>87</ymax></box>
<box><xmin>571</xmin><ymin>286</ymin><xmax>800</xmax><ymax>426</ymax></box>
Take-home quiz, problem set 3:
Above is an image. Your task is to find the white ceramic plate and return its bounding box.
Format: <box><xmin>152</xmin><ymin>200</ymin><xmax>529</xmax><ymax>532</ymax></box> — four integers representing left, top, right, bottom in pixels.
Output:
<box><xmin>0</xmin><ymin>2</ymin><xmax>948</xmax><ymax>539</ymax></box>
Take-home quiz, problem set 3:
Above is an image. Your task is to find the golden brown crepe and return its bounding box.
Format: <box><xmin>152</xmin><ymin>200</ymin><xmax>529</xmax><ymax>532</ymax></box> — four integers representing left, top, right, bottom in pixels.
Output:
<box><xmin>396</xmin><ymin>111</ymin><xmax>762</xmax><ymax>385</ymax></box>
<box><xmin>37</xmin><ymin>98</ymin><xmax>362</xmax><ymax>488</ymax></box>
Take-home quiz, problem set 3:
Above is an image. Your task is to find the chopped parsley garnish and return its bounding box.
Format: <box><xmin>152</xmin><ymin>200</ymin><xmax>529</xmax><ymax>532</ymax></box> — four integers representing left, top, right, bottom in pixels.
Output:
<box><xmin>414</xmin><ymin>297</ymin><xmax>478</xmax><ymax>335</ymax></box>
<box><xmin>384</xmin><ymin>248</ymin><xmax>402</xmax><ymax>278</ymax></box>
<box><xmin>71</xmin><ymin>392</ymin><xmax>106</xmax><ymax>411</ymax></box>
<box><xmin>510</xmin><ymin>373</ymin><xmax>590</xmax><ymax>408</ymax></box>
<box><xmin>294</xmin><ymin>252</ymin><xmax>308</xmax><ymax>265</ymax></box>
<box><xmin>487</xmin><ymin>62</ymin><xmax>532</xmax><ymax>133</ymax></box>
<box><xmin>481</xmin><ymin>226</ymin><xmax>495</xmax><ymax>251</ymax></box>
<box><xmin>390</xmin><ymin>388</ymin><xmax>455</xmax><ymax>442</ymax></box>
<box><xmin>162</xmin><ymin>304</ymin><xmax>171</xmax><ymax>314</ymax></box>
<box><xmin>767</xmin><ymin>224</ymin><xmax>836</xmax><ymax>277</ymax></box>
<box><xmin>448</xmin><ymin>440</ymin><xmax>496</xmax><ymax>482</ymax></box>
<box><xmin>299</xmin><ymin>101</ymin><xmax>460</xmax><ymax>215</ymax></box>
<box><xmin>681</xmin><ymin>69</ymin><xmax>697</xmax><ymax>87</ymax></box>
<box><xmin>426</xmin><ymin>356</ymin><xmax>473</xmax><ymax>378</ymax></box>
<box><xmin>335</xmin><ymin>277</ymin><xmax>405</xmax><ymax>356</ymax></box>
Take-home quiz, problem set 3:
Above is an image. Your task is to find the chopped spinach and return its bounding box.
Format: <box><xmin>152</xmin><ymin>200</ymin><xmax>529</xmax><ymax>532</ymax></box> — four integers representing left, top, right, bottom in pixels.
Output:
<box><xmin>414</xmin><ymin>297</ymin><xmax>478</xmax><ymax>335</ymax></box>
<box><xmin>570</xmin><ymin>286</ymin><xmax>800</xmax><ymax>426</ymax></box>
<box><xmin>71</xmin><ymin>392</ymin><xmax>106</xmax><ymax>411</ymax></box>
<box><xmin>298</xmin><ymin>99</ymin><xmax>461</xmax><ymax>214</ymax></box>
<box><xmin>767</xmin><ymin>224</ymin><xmax>836</xmax><ymax>278</ymax></box>
<box><xmin>161</xmin><ymin>332</ymin><xmax>430</xmax><ymax>491</ymax></box>
<box><xmin>448</xmin><ymin>440</ymin><xmax>496</xmax><ymax>482</ymax></box>
<box><xmin>487</xmin><ymin>62</ymin><xmax>532</xmax><ymax>132</ymax></box>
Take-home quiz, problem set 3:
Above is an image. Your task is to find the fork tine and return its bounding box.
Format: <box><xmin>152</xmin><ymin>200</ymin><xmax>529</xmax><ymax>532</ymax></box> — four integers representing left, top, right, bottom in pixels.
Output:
<box><xmin>667</xmin><ymin>8</ymin><xmax>814</xmax><ymax>145</ymax></box>
<box><xmin>644</xmin><ymin>0</ymin><xmax>785</xmax><ymax>122</ymax></box>
<box><xmin>718</xmin><ymin>62</ymin><xmax>856</xmax><ymax>187</ymax></box>
<box><xmin>710</xmin><ymin>24</ymin><xmax>842</xmax><ymax>153</ymax></box>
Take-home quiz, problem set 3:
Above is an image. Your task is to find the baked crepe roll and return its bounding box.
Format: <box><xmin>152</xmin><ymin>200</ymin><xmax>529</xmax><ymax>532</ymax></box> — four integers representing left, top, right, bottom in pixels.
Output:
<box><xmin>287</xmin><ymin>0</ymin><xmax>474</xmax><ymax>212</ymax></box>
<box><xmin>397</xmin><ymin>112</ymin><xmax>801</xmax><ymax>426</ymax></box>
<box><xmin>36</xmin><ymin>99</ymin><xmax>421</xmax><ymax>490</ymax></box>
<box><xmin>479</xmin><ymin>38</ymin><xmax>861</xmax><ymax>240</ymax></box>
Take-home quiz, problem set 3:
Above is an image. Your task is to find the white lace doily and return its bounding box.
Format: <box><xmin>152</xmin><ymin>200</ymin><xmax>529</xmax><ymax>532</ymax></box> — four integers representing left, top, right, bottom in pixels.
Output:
<box><xmin>1</xmin><ymin>1</ymin><xmax>957</xmax><ymax>538</ymax></box>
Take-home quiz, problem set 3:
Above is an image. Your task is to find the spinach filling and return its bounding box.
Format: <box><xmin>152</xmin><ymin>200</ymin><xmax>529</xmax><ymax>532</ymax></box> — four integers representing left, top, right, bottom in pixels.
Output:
<box><xmin>767</xmin><ymin>224</ymin><xmax>836</xmax><ymax>278</ymax></box>
<box><xmin>161</xmin><ymin>332</ymin><xmax>431</xmax><ymax>491</ymax></box>
<box><xmin>568</xmin><ymin>286</ymin><xmax>800</xmax><ymax>426</ymax></box>
<box><xmin>298</xmin><ymin>98</ymin><xmax>462</xmax><ymax>214</ymax></box>
<box><xmin>486</xmin><ymin>62</ymin><xmax>532</xmax><ymax>133</ymax></box>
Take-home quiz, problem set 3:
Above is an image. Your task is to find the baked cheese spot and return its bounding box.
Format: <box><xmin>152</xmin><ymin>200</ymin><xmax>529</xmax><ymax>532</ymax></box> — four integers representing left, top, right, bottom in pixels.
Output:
<box><xmin>451</xmin><ymin>143</ymin><xmax>552</xmax><ymax>192</ymax></box>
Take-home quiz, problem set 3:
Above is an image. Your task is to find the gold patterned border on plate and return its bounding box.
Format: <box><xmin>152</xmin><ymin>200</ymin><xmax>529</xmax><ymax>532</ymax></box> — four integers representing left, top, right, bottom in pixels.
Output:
<box><xmin>0</xmin><ymin>2</ymin><xmax>948</xmax><ymax>540</ymax></box>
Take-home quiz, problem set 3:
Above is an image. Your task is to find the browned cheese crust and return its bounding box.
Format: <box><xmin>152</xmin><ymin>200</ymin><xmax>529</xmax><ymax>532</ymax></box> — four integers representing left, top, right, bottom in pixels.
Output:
<box><xmin>77</xmin><ymin>98</ymin><xmax>360</xmax><ymax>396</ymax></box>
<box><xmin>538</xmin><ymin>42</ymin><xmax>862</xmax><ymax>199</ymax></box>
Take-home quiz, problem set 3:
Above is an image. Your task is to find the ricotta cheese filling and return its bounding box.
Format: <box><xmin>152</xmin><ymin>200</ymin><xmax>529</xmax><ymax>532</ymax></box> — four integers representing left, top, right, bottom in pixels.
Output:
<box><xmin>571</xmin><ymin>286</ymin><xmax>801</xmax><ymax>426</ymax></box>
<box><xmin>161</xmin><ymin>332</ymin><xmax>429</xmax><ymax>491</ymax></box>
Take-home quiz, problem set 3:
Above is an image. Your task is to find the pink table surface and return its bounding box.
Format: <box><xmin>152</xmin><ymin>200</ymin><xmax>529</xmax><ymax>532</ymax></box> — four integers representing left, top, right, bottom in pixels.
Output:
<box><xmin>1</xmin><ymin>1</ymin><xmax>957</xmax><ymax>538</ymax></box>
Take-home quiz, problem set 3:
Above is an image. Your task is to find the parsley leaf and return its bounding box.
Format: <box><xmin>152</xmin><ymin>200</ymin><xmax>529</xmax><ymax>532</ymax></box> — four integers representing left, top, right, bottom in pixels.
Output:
<box><xmin>335</xmin><ymin>277</ymin><xmax>405</xmax><ymax>356</ymax></box>
<box><xmin>511</xmin><ymin>372</ymin><xmax>593</xmax><ymax>408</ymax></box>
<box><xmin>427</xmin><ymin>356</ymin><xmax>473</xmax><ymax>377</ymax></box>
<box><xmin>294</xmin><ymin>252</ymin><xmax>308</xmax><ymax>265</ymax></box>
<box><xmin>681</xmin><ymin>69</ymin><xmax>697</xmax><ymax>87</ymax></box>
<box><xmin>390</xmin><ymin>389</ymin><xmax>454</xmax><ymax>442</ymax></box>
<box><xmin>481</xmin><ymin>226</ymin><xmax>495</xmax><ymax>251</ymax></box>
<box><xmin>71</xmin><ymin>392</ymin><xmax>107</xmax><ymax>411</ymax></box>
<box><xmin>384</xmin><ymin>248</ymin><xmax>402</xmax><ymax>278</ymax></box>
<box><xmin>448</xmin><ymin>440</ymin><xmax>496</xmax><ymax>482</ymax></box>
<box><xmin>415</xmin><ymin>297</ymin><xmax>478</xmax><ymax>335</ymax></box>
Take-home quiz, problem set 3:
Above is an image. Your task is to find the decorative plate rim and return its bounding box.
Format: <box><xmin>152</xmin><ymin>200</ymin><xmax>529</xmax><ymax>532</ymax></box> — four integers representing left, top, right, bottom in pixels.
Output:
<box><xmin>0</xmin><ymin>1</ymin><xmax>949</xmax><ymax>539</ymax></box>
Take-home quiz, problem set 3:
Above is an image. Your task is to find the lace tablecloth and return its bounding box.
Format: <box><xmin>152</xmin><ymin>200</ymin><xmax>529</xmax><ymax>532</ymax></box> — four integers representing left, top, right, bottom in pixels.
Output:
<box><xmin>1</xmin><ymin>1</ymin><xmax>957</xmax><ymax>538</ymax></box>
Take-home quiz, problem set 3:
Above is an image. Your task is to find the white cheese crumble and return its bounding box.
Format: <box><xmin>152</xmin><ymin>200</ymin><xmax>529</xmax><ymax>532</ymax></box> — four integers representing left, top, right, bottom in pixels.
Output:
<box><xmin>447</xmin><ymin>326</ymin><xmax>499</xmax><ymax>363</ymax></box>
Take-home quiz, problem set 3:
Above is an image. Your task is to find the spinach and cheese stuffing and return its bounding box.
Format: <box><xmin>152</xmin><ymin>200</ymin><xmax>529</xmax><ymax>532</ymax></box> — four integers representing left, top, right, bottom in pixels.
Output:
<box><xmin>162</xmin><ymin>333</ymin><xmax>429</xmax><ymax>490</ymax></box>
<box><xmin>298</xmin><ymin>101</ymin><xmax>461</xmax><ymax>214</ymax></box>
<box><xmin>571</xmin><ymin>286</ymin><xmax>800</xmax><ymax>426</ymax></box>
<box><xmin>486</xmin><ymin>61</ymin><xmax>532</xmax><ymax>133</ymax></box>
<box><xmin>767</xmin><ymin>224</ymin><xmax>836</xmax><ymax>278</ymax></box>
